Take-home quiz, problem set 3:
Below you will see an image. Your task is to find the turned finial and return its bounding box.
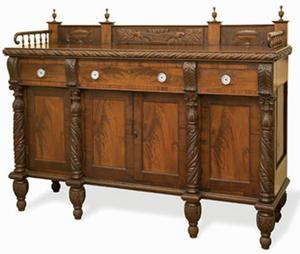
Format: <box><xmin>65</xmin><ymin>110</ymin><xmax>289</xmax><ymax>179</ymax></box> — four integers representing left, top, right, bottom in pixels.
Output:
<box><xmin>105</xmin><ymin>8</ymin><xmax>110</xmax><ymax>22</ymax></box>
<box><xmin>278</xmin><ymin>5</ymin><xmax>284</xmax><ymax>21</ymax></box>
<box><xmin>52</xmin><ymin>9</ymin><xmax>57</xmax><ymax>22</ymax></box>
<box><xmin>212</xmin><ymin>7</ymin><xmax>217</xmax><ymax>22</ymax></box>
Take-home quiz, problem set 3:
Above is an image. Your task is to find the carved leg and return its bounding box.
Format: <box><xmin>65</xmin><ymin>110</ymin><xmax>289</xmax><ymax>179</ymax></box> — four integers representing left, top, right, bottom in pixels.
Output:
<box><xmin>184</xmin><ymin>198</ymin><xmax>201</xmax><ymax>238</ymax></box>
<box><xmin>257</xmin><ymin>210</ymin><xmax>275</xmax><ymax>250</ymax></box>
<box><xmin>12</xmin><ymin>178</ymin><xmax>29</xmax><ymax>211</ymax></box>
<box><xmin>275</xmin><ymin>192</ymin><xmax>287</xmax><ymax>223</ymax></box>
<box><xmin>51</xmin><ymin>180</ymin><xmax>61</xmax><ymax>193</ymax></box>
<box><xmin>69</xmin><ymin>185</ymin><xmax>85</xmax><ymax>220</ymax></box>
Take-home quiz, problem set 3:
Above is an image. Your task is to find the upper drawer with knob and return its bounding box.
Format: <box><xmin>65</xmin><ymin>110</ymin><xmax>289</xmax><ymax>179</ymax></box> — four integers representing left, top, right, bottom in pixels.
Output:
<box><xmin>78</xmin><ymin>60</ymin><xmax>183</xmax><ymax>93</ymax></box>
<box><xmin>198</xmin><ymin>63</ymin><xmax>258</xmax><ymax>96</ymax></box>
<box><xmin>19</xmin><ymin>59</ymin><xmax>66</xmax><ymax>87</ymax></box>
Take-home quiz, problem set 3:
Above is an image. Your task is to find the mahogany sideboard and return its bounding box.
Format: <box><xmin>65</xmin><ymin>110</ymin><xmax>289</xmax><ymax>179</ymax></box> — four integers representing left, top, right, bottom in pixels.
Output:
<box><xmin>3</xmin><ymin>7</ymin><xmax>292</xmax><ymax>249</ymax></box>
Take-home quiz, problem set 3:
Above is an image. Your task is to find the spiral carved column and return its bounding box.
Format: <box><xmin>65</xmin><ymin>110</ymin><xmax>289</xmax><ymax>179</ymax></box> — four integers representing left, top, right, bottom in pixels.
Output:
<box><xmin>181</xmin><ymin>62</ymin><xmax>201</xmax><ymax>238</ymax></box>
<box><xmin>65</xmin><ymin>59</ymin><xmax>85</xmax><ymax>220</ymax></box>
<box><xmin>255</xmin><ymin>64</ymin><xmax>276</xmax><ymax>249</ymax></box>
<box><xmin>7</xmin><ymin>57</ymin><xmax>29</xmax><ymax>211</ymax></box>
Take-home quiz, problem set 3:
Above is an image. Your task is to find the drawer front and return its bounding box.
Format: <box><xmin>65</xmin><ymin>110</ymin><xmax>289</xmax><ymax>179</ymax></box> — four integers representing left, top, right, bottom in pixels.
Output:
<box><xmin>19</xmin><ymin>59</ymin><xmax>66</xmax><ymax>87</ymax></box>
<box><xmin>78</xmin><ymin>60</ymin><xmax>183</xmax><ymax>93</ymax></box>
<box><xmin>198</xmin><ymin>64</ymin><xmax>258</xmax><ymax>96</ymax></box>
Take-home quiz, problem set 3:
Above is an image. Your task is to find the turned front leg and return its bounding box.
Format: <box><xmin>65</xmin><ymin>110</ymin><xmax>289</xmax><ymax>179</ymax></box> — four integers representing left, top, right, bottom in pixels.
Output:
<box><xmin>7</xmin><ymin>57</ymin><xmax>29</xmax><ymax>212</ymax></box>
<box><xmin>182</xmin><ymin>62</ymin><xmax>201</xmax><ymax>238</ymax></box>
<box><xmin>257</xmin><ymin>210</ymin><xmax>275</xmax><ymax>249</ymax></box>
<box><xmin>66</xmin><ymin>59</ymin><xmax>86</xmax><ymax>220</ymax></box>
<box><xmin>183</xmin><ymin>195</ymin><xmax>201</xmax><ymax>238</ymax></box>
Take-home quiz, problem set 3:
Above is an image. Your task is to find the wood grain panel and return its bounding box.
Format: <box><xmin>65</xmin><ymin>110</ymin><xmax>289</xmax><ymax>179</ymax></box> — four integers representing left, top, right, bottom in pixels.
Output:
<box><xmin>221</xmin><ymin>25</ymin><xmax>273</xmax><ymax>46</ymax></box>
<box><xmin>198</xmin><ymin>63</ymin><xmax>258</xmax><ymax>96</ymax></box>
<box><xmin>19</xmin><ymin>59</ymin><xmax>66</xmax><ymax>86</ymax></box>
<box><xmin>210</xmin><ymin>105</ymin><xmax>250</xmax><ymax>182</ymax></box>
<box><xmin>276</xmin><ymin>84</ymin><xmax>286</xmax><ymax>164</ymax></box>
<box><xmin>200</xmin><ymin>95</ymin><xmax>260</xmax><ymax>197</ymax></box>
<box><xmin>33</xmin><ymin>95</ymin><xmax>65</xmax><ymax>162</ymax></box>
<box><xmin>142</xmin><ymin>101</ymin><xmax>178</xmax><ymax>174</ymax></box>
<box><xmin>84</xmin><ymin>91</ymin><xmax>134</xmax><ymax>182</ymax></box>
<box><xmin>92</xmin><ymin>98</ymin><xmax>126</xmax><ymax>168</ymax></box>
<box><xmin>58</xmin><ymin>25</ymin><xmax>101</xmax><ymax>45</ymax></box>
<box><xmin>26</xmin><ymin>87</ymin><xmax>71</xmax><ymax>176</ymax></box>
<box><xmin>78</xmin><ymin>60</ymin><xmax>183</xmax><ymax>93</ymax></box>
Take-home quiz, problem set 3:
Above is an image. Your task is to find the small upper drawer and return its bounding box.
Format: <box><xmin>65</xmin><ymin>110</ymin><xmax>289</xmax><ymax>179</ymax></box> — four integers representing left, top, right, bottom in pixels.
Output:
<box><xmin>19</xmin><ymin>59</ymin><xmax>66</xmax><ymax>87</ymax></box>
<box><xmin>78</xmin><ymin>60</ymin><xmax>183</xmax><ymax>93</ymax></box>
<box><xmin>198</xmin><ymin>63</ymin><xmax>258</xmax><ymax>96</ymax></box>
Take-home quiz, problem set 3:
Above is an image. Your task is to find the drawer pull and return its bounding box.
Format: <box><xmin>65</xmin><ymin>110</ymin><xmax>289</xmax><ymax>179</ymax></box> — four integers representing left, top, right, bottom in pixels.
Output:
<box><xmin>221</xmin><ymin>74</ymin><xmax>231</xmax><ymax>86</ymax></box>
<box><xmin>157</xmin><ymin>72</ymin><xmax>167</xmax><ymax>83</ymax></box>
<box><xmin>36</xmin><ymin>68</ymin><xmax>46</xmax><ymax>78</ymax></box>
<box><xmin>91</xmin><ymin>70</ymin><xmax>100</xmax><ymax>80</ymax></box>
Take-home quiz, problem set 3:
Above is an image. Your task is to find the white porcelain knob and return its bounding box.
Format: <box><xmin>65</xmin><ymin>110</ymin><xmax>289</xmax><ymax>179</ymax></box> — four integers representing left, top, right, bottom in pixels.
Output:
<box><xmin>221</xmin><ymin>74</ymin><xmax>231</xmax><ymax>86</ymax></box>
<box><xmin>91</xmin><ymin>70</ymin><xmax>100</xmax><ymax>80</ymax></box>
<box><xmin>36</xmin><ymin>68</ymin><xmax>46</xmax><ymax>78</ymax></box>
<box><xmin>157</xmin><ymin>72</ymin><xmax>167</xmax><ymax>83</ymax></box>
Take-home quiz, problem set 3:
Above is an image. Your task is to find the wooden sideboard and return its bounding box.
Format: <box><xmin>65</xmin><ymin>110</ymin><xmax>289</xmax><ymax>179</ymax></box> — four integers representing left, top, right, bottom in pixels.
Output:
<box><xmin>3</xmin><ymin>6</ymin><xmax>292</xmax><ymax>249</ymax></box>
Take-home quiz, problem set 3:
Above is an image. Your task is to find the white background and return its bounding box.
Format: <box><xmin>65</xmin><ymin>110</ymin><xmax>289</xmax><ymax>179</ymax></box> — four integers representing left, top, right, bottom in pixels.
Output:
<box><xmin>0</xmin><ymin>1</ymin><xmax>299</xmax><ymax>253</ymax></box>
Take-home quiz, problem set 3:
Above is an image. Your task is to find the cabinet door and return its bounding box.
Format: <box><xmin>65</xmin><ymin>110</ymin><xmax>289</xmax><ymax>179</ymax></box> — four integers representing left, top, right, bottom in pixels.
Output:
<box><xmin>84</xmin><ymin>91</ymin><xmax>134</xmax><ymax>181</ymax></box>
<box><xmin>133</xmin><ymin>93</ymin><xmax>186</xmax><ymax>188</ymax></box>
<box><xmin>26</xmin><ymin>87</ymin><xmax>71</xmax><ymax>176</ymax></box>
<box><xmin>200</xmin><ymin>95</ymin><xmax>260</xmax><ymax>197</ymax></box>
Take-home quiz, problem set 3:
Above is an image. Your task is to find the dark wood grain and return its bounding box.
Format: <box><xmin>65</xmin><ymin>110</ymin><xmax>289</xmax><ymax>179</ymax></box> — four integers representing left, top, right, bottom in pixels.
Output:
<box><xmin>78</xmin><ymin>60</ymin><xmax>183</xmax><ymax>93</ymax></box>
<box><xmin>210</xmin><ymin>105</ymin><xmax>250</xmax><ymax>182</ymax></box>
<box><xmin>142</xmin><ymin>101</ymin><xmax>178</xmax><ymax>174</ymax></box>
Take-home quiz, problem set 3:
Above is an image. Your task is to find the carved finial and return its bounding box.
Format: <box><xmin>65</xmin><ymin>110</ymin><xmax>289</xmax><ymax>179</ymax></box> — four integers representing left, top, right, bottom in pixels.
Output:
<box><xmin>212</xmin><ymin>7</ymin><xmax>217</xmax><ymax>22</ymax></box>
<box><xmin>278</xmin><ymin>5</ymin><xmax>284</xmax><ymax>21</ymax></box>
<box><xmin>52</xmin><ymin>9</ymin><xmax>57</xmax><ymax>22</ymax></box>
<box><xmin>105</xmin><ymin>8</ymin><xmax>110</xmax><ymax>22</ymax></box>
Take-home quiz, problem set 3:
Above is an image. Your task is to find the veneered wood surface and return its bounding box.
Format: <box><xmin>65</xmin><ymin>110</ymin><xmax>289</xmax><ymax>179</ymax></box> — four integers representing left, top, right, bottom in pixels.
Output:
<box><xmin>92</xmin><ymin>97</ymin><xmax>126</xmax><ymax>168</ymax></box>
<box><xmin>198</xmin><ymin>63</ymin><xmax>258</xmax><ymax>96</ymax></box>
<box><xmin>84</xmin><ymin>91</ymin><xmax>134</xmax><ymax>181</ymax></box>
<box><xmin>26</xmin><ymin>87</ymin><xmax>71</xmax><ymax>175</ymax></box>
<box><xmin>142</xmin><ymin>101</ymin><xmax>178</xmax><ymax>174</ymax></box>
<box><xmin>133</xmin><ymin>93</ymin><xmax>186</xmax><ymax>188</ymax></box>
<box><xmin>19</xmin><ymin>59</ymin><xmax>66</xmax><ymax>86</ymax></box>
<box><xmin>78</xmin><ymin>60</ymin><xmax>183</xmax><ymax>93</ymax></box>
<box><xmin>210</xmin><ymin>104</ymin><xmax>250</xmax><ymax>182</ymax></box>
<box><xmin>33</xmin><ymin>95</ymin><xmax>65</xmax><ymax>162</ymax></box>
<box><xmin>200</xmin><ymin>95</ymin><xmax>260</xmax><ymax>197</ymax></box>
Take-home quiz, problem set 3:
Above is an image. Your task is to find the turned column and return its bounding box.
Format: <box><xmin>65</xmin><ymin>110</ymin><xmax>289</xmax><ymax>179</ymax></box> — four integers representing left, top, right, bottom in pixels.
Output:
<box><xmin>181</xmin><ymin>62</ymin><xmax>201</xmax><ymax>238</ymax></box>
<box><xmin>7</xmin><ymin>57</ymin><xmax>29</xmax><ymax>211</ymax></box>
<box><xmin>65</xmin><ymin>58</ymin><xmax>86</xmax><ymax>220</ymax></box>
<box><xmin>255</xmin><ymin>64</ymin><xmax>276</xmax><ymax>249</ymax></box>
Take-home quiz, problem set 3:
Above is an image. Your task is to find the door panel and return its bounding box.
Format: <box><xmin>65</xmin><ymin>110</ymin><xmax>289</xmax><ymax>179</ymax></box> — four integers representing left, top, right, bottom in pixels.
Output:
<box><xmin>134</xmin><ymin>93</ymin><xmax>186</xmax><ymax>188</ymax></box>
<box><xmin>84</xmin><ymin>91</ymin><xmax>134</xmax><ymax>181</ymax></box>
<box><xmin>26</xmin><ymin>87</ymin><xmax>71</xmax><ymax>175</ymax></box>
<box><xmin>200</xmin><ymin>95</ymin><xmax>260</xmax><ymax>197</ymax></box>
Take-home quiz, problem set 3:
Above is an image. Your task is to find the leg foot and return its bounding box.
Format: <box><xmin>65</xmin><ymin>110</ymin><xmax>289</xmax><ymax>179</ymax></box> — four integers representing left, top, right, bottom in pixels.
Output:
<box><xmin>275</xmin><ymin>192</ymin><xmax>287</xmax><ymax>223</ymax></box>
<box><xmin>69</xmin><ymin>186</ymin><xmax>85</xmax><ymax>220</ymax></box>
<box><xmin>13</xmin><ymin>179</ymin><xmax>29</xmax><ymax>211</ymax></box>
<box><xmin>257</xmin><ymin>210</ymin><xmax>275</xmax><ymax>249</ymax></box>
<box><xmin>184</xmin><ymin>201</ymin><xmax>201</xmax><ymax>238</ymax></box>
<box><xmin>51</xmin><ymin>180</ymin><xmax>61</xmax><ymax>193</ymax></box>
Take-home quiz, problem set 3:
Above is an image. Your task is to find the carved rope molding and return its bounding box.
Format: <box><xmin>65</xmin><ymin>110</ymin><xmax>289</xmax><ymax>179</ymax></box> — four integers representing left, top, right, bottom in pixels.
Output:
<box><xmin>3</xmin><ymin>45</ymin><xmax>292</xmax><ymax>62</ymax></box>
<box><xmin>258</xmin><ymin>64</ymin><xmax>275</xmax><ymax>204</ymax></box>
<box><xmin>183</xmin><ymin>62</ymin><xmax>200</xmax><ymax>194</ymax></box>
